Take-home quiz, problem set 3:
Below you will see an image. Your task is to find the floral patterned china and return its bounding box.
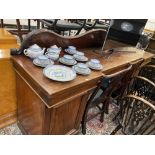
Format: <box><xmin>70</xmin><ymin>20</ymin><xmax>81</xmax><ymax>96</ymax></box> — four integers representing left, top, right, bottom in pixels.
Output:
<box><xmin>43</xmin><ymin>65</ymin><xmax>77</xmax><ymax>82</ymax></box>
<box><xmin>45</xmin><ymin>52</ymin><xmax>59</xmax><ymax>61</ymax></box>
<box><xmin>33</xmin><ymin>55</ymin><xmax>54</xmax><ymax>68</ymax></box>
<box><xmin>24</xmin><ymin>44</ymin><xmax>45</xmax><ymax>59</ymax></box>
<box><xmin>59</xmin><ymin>55</ymin><xmax>77</xmax><ymax>66</ymax></box>
<box><xmin>72</xmin><ymin>63</ymin><xmax>91</xmax><ymax>75</ymax></box>
<box><xmin>46</xmin><ymin>45</ymin><xmax>61</xmax><ymax>54</ymax></box>
<box><xmin>65</xmin><ymin>46</ymin><xmax>77</xmax><ymax>55</ymax></box>
<box><xmin>86</xmin><ymin>59</ymin><xmax>103</xmax><ymax>70</ymax></box>
<box><xmin>73</xmin><ymin>51</ymin><xmax>88</xmax><ymax>62</ymax></box>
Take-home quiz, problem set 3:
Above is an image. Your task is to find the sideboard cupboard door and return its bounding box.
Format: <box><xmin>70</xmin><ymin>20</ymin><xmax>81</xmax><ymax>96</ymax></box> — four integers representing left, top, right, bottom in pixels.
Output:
<box><xmin>49</xmin><ymin>93</ymin><xmax>89</xmax><ymax>135</ymax></box>
<box><xmin>16</xmin><ymin>73</ymin><xmax>46</xmax><ymax>135</ymax></box>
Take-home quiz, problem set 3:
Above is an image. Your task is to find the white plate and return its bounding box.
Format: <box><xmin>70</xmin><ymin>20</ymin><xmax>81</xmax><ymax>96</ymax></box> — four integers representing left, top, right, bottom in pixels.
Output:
<box><xmin>33</xmin><ymin>59</ymin><xmax>54</xmax><ymax>68</ymax></box>
<box><xmin>73</xmin><ymin>55</ymin><xmax>88</xmax><ymax>62</ymax></box>
<box><xmin>86</xmin><ymin>62</ymin><xmax>103</xmax><ymax>70</ymax></box>
<box><xmin>72</xmin><ymin>65</ymin><xmax>91</xmax><ymax>75</ymax></box>
<box><xmin>64</xmin><ymin>49</ymin><xmax>77</xmax><ymax>55</ymax></box>
<box><xmin>43</xmin><ymin>65</ymin><xmax>77</xmax><ymax>82</ymax></box>
<box><xmin>59</xmin><ymin>57</ymin><xmax>77</xmax><ymax>66</ymax></box>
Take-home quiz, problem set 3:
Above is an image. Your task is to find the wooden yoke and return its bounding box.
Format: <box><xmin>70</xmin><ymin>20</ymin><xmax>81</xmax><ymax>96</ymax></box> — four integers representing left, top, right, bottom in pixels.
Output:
<box><xmin>11</xmin><ymin>29</ymin><xmax>107</xmax><ymax>55</ymax></box>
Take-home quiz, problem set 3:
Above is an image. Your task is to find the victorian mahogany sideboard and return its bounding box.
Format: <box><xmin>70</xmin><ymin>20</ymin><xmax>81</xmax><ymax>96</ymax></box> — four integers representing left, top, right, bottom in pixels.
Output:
<box><xmin>11</xmin><ymin>29</ymin><xmax>154</xmax><ymax>134</ymax></box>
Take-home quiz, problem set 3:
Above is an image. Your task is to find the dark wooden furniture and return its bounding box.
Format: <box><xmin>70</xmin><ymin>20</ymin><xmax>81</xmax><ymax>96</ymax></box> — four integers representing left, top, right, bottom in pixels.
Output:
<box><xmin>81</xmin><ymin>64</ymin><xmax>132</xmax><ymax>134</ymax></box>
<box><xmin>111</xmin><ymin>95</ymin><xmax>155</xmax><ymax>135</ymax></box>
<box><xmin>37</xmin><ymin>19</ymin><xmax>86</xmax><ymax>36</ymax></box>
<box><xmin>11</xmin><ymin>30</ymin><xmax>154</xmax><ymax>134</ymax></box>
<box><xmin>139</xmin><ymin>65</ymin><xmax>155</xmax><ymax>83</ymax></box>
<box><xmin>128</xmin><ymin>76</ymin><xmax>155</xmax><ymax>102</ymax></box>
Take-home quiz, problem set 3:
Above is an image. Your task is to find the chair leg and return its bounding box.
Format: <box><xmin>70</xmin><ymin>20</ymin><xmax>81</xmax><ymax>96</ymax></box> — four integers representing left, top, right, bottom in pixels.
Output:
<box><xmin>100</xmin><ymin>103</ymin><xmax>105</xmax><ymax>123</ymax></box>
<box><xmin>112</xmin><ymin>111</ymin><xmax>120</xmax><ymax>122</ymax></box>
<box><xmin>110</xmin><ymin>124</ymin><xmax>122</xmax><ymax>135</ymax></box>
<box><xmin>16</xmin><ymin>19</ymin><xmax>23</xmax><ymax>42</ymax></box>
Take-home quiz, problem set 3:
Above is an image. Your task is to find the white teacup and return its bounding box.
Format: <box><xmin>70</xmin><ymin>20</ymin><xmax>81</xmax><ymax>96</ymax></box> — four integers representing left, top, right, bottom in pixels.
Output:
<box><xmin>36</xmin><ymin>55</ymin><xmax>50</xmax><ymax>65</ymax></box>
<box><xmin>63</xmin><ymin>55</ymin><xmax>74</xmax><ymax>63</ymax></box>
<box><xmin>89</xmin><ymin>59</ymin><xmax>101</xmax><ymax>67</ymax></box>
<box><xmin>67</xmin><ymin>46</ymin><xmax>76</xmax><ymax>52</ymax></box>
<box><xmin>77</xmin><ymin>63</ymin><xmax>88</xmax><ymax>72</ymax></box>
<box><xmin>45</xmin><ymin>52</ymin><xmax>59</xmax><ymax>61</ymax></box>
<box><xmin>74</xmin><ymin>51</ymin><xmax>85</xmax><ymax>59</ymax></box>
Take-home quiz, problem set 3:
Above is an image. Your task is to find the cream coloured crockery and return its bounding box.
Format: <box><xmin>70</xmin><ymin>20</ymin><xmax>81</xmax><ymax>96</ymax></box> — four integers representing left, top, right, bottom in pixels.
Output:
<box><xmin>24</xmin><ymin>44</ymin><xmax>45</xmax><ymax>59</ymax></box>
<box><xmin>47</xmin><ymin>45</ymin><xmax>61</xmax><ymax>54</ymax></box>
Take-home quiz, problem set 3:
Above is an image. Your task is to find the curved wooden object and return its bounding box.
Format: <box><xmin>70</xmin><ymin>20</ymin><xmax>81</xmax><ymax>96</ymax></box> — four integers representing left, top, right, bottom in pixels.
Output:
<box><xmin>11</xmin><ymin>29</ymin><xmax>107</xmax><ymax>55</ymax></box>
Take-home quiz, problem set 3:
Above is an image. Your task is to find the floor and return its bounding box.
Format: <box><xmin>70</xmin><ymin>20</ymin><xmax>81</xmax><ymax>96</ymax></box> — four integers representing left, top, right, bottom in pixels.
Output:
<box><xmin>0</xmin><ymin>102</ymin><xmax>122</xmax><ymax>135</ymax></box>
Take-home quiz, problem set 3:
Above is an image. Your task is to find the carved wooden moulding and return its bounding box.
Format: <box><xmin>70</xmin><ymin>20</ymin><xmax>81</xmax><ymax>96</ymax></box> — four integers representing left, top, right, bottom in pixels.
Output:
<box><xmin>11</xmin><ymin>29</ymin><xmax>107</xmax><ymax>55</ymax></box>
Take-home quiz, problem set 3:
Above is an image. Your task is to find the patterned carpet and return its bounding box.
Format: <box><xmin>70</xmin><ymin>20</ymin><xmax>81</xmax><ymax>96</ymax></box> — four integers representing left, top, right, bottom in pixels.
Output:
<box><xmin>0</xmin><ymin>103</ymin><xmax>122</xmax><ymax>135</ymax></box>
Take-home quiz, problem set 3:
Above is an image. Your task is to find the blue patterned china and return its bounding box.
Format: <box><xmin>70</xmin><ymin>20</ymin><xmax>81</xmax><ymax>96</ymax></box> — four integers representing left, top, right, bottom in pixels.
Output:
<box><xmin>59</xmin><ymin>55</ymin><xmax>77</xmax><ymax>66</ymax></box>
<box><xmin>87</xmin><ymin>59</ymin><xmax>103</xmax><ymax>70</ymax></box>
<box><xmin>43</xmin><ymin>65</ymin><xmax>76</xmax><ymax>82</ymax></box>
<box><xmin>47</xmin><ymin>45</ymin><xmax>61</xmax><ymax>54</ymax></box>
<box><xmin>24</xmin><ymin>44</ymin><xmax>45</xmax><ymax>59</ymax></box>
<box><xmin>45</xmin><ymin>52</ymin><xmax>59</xmax><ymax>61</ymax></box>
<box><xmin>73</xmin><ymin>51</ymin><xmax>88</xmax><ymax>62</ymax></box>
<box><xmin>33</xmin><ymin>55</ymin><xmax>54</xmax><ymax>67</ymax></box>
<box><xmin>72</xmin><ymin>63</ymin><xmax>91</xmax><ymax>75</ymax></box>
<box><xmin>65</xmin><ymin>46</ymin><xmax>77</xmax><ymax>54</ymax></box>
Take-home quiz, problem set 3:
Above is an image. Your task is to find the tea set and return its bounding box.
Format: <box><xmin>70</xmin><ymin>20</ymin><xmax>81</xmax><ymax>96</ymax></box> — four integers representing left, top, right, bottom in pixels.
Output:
<box><xmin>72</xmin><ymin>63</ymin><xmax>91</xmax><ymax>75</ymax></box>
<box><xmin>24</xmin><ymin>44</ymin><xmax>46</xmax><ymax>59</ymax></box>
<box><xmin>23</xmin><ymin>44</ymin><xmax>103</xmax><ymax>80</ymax></box>
<box><xmin>33</xmin><ymin>55</ymin><xmax>54</xmax><ymax>68</ymax></box>
<box><xmin>59</xmin><ymin>54</ymin><xmax>77</xmax><ymax>66</ymax></box>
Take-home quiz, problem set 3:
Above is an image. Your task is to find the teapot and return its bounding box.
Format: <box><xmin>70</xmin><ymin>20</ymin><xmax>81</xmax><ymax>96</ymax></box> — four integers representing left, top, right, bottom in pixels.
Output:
<box><xmin>24</xmin><ymin>44</ymin><xmax>45</xmax><ymax>59</ymax></box>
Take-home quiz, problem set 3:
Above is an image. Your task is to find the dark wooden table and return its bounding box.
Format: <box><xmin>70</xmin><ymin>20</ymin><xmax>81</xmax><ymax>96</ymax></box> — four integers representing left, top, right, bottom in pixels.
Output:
<box><xmin>11</xmin><ymin>30</ymin><xmax>155</xmax><ymax>135</ymax></box>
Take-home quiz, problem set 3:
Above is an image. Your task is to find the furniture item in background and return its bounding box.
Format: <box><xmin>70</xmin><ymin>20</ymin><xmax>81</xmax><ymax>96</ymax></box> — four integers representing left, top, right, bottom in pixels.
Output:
<box><xmin>0</xmin><ymin>19</ymin><xmax>32</xmax><ymax>42</ymax></box>
<box><xmin>37</xmin><ymin>19</ymin><xmax>86</xmax><ymax>36</ymax></box>
<box><xmin>81</xmin><ymin>64</ymin><xmax>132</xmax><ymax>134</ymax></box>
<box><xmin>111</xmin><ymin>95</ymin><xmax>155</xmax><ymax>135</ymax></box>
<box><xmin>139</xmin><ymin>65</ymin><xmax>155</xmax><ymax>83</ymax></box>
<box><xmin>108</xmin><ymin>19</ymin><xmax>148</xmax><ymax>46</ymax></box>
<box><xmin>146</xmin><ymin>32</ymin><xmax>155</xmax><ymax>53</ymax></box>
<box><xmin>128</xmin><ymin>76</ymin><xmax>155</xmax><ymax>102</ymax></box>
<box><xmin>0</xmin><ymin>28</ymin><xmax>19</xmax><ymax>49</ymax></box>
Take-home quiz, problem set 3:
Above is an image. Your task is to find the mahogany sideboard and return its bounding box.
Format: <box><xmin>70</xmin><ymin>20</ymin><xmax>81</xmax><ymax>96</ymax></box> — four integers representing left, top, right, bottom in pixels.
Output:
<box><xmin>11</xmin><ymin>29</ymin><xmax>154</xmax><ymax>134</ymax></box>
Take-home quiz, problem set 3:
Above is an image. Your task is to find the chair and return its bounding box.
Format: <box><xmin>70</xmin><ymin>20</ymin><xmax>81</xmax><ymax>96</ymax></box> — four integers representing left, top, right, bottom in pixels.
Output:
<box><xmin>112</xmin><ymin>58</ymin><xmax>144</xmax><ymax>101</ymax></box>
<box><xmin>81</xmin><ymin>64</ymin><xmax>132</xmax><ymax>134</ymax></box>
<box><xmin>138</xmin><ymin>65</ymin><xmax>155</xmax><ymax>83</ymax></box>
<box><xmin>128</xmin><ymin>76</ymin><xmax>155</xmax><ymax>103</ymax></box>
<box><xmin>37</xmin><ymin>19</ymin><xmax>86</xmax><ymax>36</ymax></box>
<box><xmin>111</xmin><ymin>95</ymin><xmax>155</xmax><ymax>135</ymax></box>
<box><xmin>0</xmin><ymin>19</ymin><xmax>32</xmax><ymax>42</ymax></box>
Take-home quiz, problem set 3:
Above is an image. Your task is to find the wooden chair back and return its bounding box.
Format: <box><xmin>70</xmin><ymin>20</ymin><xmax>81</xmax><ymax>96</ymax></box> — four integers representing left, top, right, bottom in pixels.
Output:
<box><xmin>139</xmin><ymin>65</ymin><xmax>155</xmax><ymax>83</ymax></box>
<box><xmin>128</xmin><ymin>76</ymin><xmax>155</xmax><ymax>103</ymax></box>
<box><xmin>117</xmin><ymin>95</ymin><xmax>155</xmax><ymax>135</ymax></box>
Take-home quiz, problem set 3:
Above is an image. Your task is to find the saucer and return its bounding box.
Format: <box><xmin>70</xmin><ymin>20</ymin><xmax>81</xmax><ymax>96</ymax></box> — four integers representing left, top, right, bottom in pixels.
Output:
<box><xmin>73</xmin><ymin>55</ymin><xmax>88</xmax><ymax>62</ymax></box>
<box><xmin>64</xmin><ymin>49</ymin><xmax>77</xmax><ymax>55</ymax></box>
<box><xmin>59</xmin><ymin>57</ymin><xmax>77</xmax><ymax>66</ymax></box>
<box><xmin>72</xmin><ymin>65</ymin><xmax>91</xmax><ymax>75</ymax></box>
<box><xmin>86</xmin><ymin>62</ymin><xmax>103</xmax><ymax>70</ymax></box>
<box><xmin>33</xmin><ymin>58</ymin><xmax>54</xmax><ymax>68</ymax></box>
